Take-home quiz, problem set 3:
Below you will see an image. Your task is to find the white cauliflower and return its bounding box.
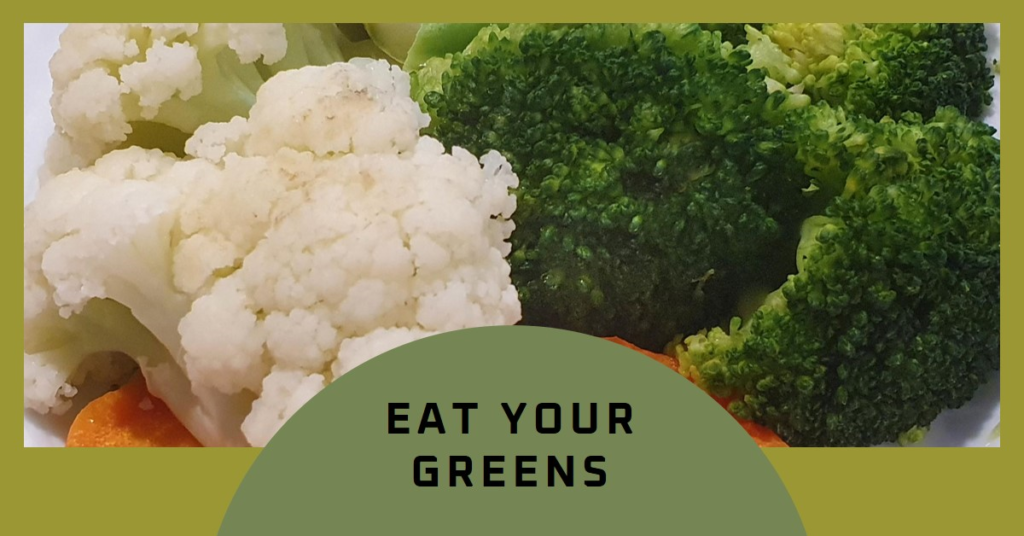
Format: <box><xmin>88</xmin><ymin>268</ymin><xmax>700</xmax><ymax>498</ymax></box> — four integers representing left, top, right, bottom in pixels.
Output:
<box><xmin>43</xmin><ymin>23</ymin><xmax>346</xmax><ymax>180</ymax></box>
<box><xmin>24</xmin><ymin>59</ymin><xmax>521</xmax><ymax>447</ymax></box>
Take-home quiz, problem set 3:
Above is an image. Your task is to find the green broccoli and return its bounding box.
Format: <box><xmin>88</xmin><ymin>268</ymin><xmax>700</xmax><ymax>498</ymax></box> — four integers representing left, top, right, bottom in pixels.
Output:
<box><xmin>414</xmin><ymin>23</ymin><xmax>815</xmax><ymax>349</ymax></box>
<box><xmin>411</xmin><ymin>23</ymin><xmax>999</xmax><ymax>446</ymax></box>
<box><xmin>403</xmin><ymin>23</ymin><xmax>498</xmax><ymax>69</ymax></box>
<box><xmin>746</xmin><ymin>23</ymin><xmax>995</xmax><ymax>121</ymax></box>
<box><xmin>699</xmin><ymin>23</ymin><xmax>759</xmax><ymax>46</ymax></box>
<box><xmin>680</xmin><ymin>105</ymin><xmax>1000</xmax><ymax>446</ymax></box>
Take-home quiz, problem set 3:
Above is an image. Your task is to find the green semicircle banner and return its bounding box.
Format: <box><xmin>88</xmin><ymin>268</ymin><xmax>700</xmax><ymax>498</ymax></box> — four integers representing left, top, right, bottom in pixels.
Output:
<box><xmin>219</xmin><ymin>326</ymin><xmax>806</xmax><ymax>535</ymax></box>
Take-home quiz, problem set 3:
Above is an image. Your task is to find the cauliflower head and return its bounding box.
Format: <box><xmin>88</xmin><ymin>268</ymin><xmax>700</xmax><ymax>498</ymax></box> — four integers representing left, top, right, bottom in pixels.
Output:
<box><xmin>43</xmin><ymin>23</ymin><xmax>347</xmax><ymax>180</ymax></box>
<box><xmin>25</xmin><ymin>59</ymin><xmax>521</xmax><ymax>447</ymax></box>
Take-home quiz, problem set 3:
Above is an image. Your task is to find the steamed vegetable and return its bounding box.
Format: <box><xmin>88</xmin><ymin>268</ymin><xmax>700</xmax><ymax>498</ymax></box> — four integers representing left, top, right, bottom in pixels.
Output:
<box><xmin>604</xmin><ymin>337</ymin><xmax>788</xmax><ymax>448</ymax></box>
<box><xmin>42</xmin><ymin>23</ymin><xmax>346</xmax><ymax>179</ymax></box>
<box><xmin>403</xmin><ymin>23</ymin><xmax>494</xmax><ymax>69</ymax></box>
<box><xmin>414</xmin><ymin>23</ymin><xmax>814</xmax><ymax>349</ymax></box>
<box><xmin>67</xmin><ymin>374</ymin><xmax>202</xmax><ymax>447</ymax></box>
<box><xmin>700</xmin><ymin>23</ymin><xmax>756</xmax><ymax>45</ymax></box>
<box><xmin>675</xmin><ymin>105</ymin><xmax>1000</xmax><ymax>446</ymax></box>
<box><xmin>27</xmin><ymin>21</ymin><xmax>999</xmax><ymax>449</ymax></box>
<box><xmin>63</xmin><ymin>336</ymin><xmax>788</xmax><ymax>448</ymax></box>
<box><xmin>744</xmin><ymin>23</ymin><xmax>994</xmax><ymax>121</ymax></box>
<box><xmin>410</xmin><ymin>23</ymin><xmax>999</xmax><ymax>447</ymax></box>
<box><xmin>365</xmin><ymin>23</ymin><xmax>420</xmax><ymax>62</ymax></box>
<box><xmin>25</xmin><ymin>59</ymin><xmax>521</xmax><ymax>447</ymax></box>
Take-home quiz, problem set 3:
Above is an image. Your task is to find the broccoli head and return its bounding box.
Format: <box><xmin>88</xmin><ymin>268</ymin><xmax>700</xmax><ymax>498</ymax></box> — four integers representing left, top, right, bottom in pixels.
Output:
<box><xmin>412</xmin><ymin>23</ymin><xmax>999</xmax><ymax>445</ymax></box>
<box><xmin>415</xmin><ymin>24</ymin><xmax>815</xmax><ymax>349</ymax></box>
<box><xmin>746</xmin><ymin>23</ymin><xmax>994</xmax><ymax>121</ymax></box>
<box><xmin>699</xmin><ymin>23</ymin><xmax>759</xmax><ymax>46</ymax></box>
<box><xmin>680</xmin><ymin>105</ymin><xmax>1000</xmax><ymax>446</ymax></box>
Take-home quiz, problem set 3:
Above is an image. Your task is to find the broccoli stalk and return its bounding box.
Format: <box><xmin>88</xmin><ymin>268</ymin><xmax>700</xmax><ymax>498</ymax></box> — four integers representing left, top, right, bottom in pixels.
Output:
<box><xmin>403</xmin><ymin>23</ymin><xmax>496</xmax><ymax>70</ymax></box>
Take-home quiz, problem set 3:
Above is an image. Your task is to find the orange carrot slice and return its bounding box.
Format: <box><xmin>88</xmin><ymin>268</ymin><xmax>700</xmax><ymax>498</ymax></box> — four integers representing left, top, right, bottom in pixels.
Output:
<box><xmin>737</xmin><ymin>420</ymin><xmax>790</xmax><ymax>448</ymax></box>
<box><xmin>605</xmin><ymin>336</ymin><xmax>681</xmax><ymax>373</ymax></box>
<box><xmin>66</xmin><ymin>374</ymin><xmax>202</xmax><ymax>448</ymax></box>
<box><xmin>604</xmin><ymin>336</ymin><xmax>788</xmax><ymax>448</ymax></box>
<box><xmin>65</xmin><ymin>336</ymin><xmax>782</xmax><ymax>448</ymax></box>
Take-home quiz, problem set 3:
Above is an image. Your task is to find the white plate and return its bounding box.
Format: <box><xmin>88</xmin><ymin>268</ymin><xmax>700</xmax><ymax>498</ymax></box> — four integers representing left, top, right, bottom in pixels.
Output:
<box><xmin>22</xmin><ymin>23</ymin><xmax>1001</xmax><ymax>447</ymax></box>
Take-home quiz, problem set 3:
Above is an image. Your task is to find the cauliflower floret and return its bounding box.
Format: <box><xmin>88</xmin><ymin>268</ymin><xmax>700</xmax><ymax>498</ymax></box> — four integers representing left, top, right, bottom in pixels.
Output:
<box><xmin>42</xmin><ymin>23</ymin><xmax>346</xmax><ymax>180</ymax></box>
<box><xmin>332</xmin><ymin>327</ymin><xmax>432</xmax><ymax>378</ymax></box>
<box><xmin>189</xmin><ymin>57</ymin><xmax>430</xmax><ymax>160</ymax></box>
<box><xmin>241</xmin><ymin>368</ymin><xmax>327</xmax><ymax>448</ymax></box>
<box><xmin>25</xmin><ymin>60</ymin><xmax>522</xmax><ymax>447</ymax></box>
<box><xmin>25</xmin><ymin>353</ymin><xmax>77</xmax><ymax>415</ymax></box>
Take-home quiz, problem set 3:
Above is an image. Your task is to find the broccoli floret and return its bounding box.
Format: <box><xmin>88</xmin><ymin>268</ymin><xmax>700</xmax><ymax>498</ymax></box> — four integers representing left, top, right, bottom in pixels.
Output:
<box><xmin>681</xmin><ymin>105</ymin><xmax>1000</xmax><ymax>446</ymax></box>
<box><xmin>412</xmin><ymin>23</ymin><xmax>999</xmax><ymax>446</ymax></box>
<box><xmin>700</xmin><ymin>23</ymin><xmax>759</xmax><ymax>46</ymax></box>
<box><xmin>747</xmin><ymin>23</ymin><xmax>994</xmax><ymax>121</ymax></box>
<box><xmin>415</xmin><ymin>24</ymin><xmax>814</xmax><ymax>348</ymax></box>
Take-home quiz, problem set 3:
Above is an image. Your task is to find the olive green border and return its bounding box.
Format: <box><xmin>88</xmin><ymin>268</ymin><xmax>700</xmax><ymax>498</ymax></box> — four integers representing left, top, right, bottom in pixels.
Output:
<box><xmin>8</xmin><ymin>6</ymin><xmax>1015</xmax><ymax>534</ymax></box>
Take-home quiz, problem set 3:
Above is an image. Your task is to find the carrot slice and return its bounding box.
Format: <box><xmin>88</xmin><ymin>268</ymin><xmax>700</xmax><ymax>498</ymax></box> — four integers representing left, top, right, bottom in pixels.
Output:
<box><xmin>65</xmin><ymin>337</ymin><xmax>781</xmax><ymax>448</ymax></box>
<box><xmin>604</xmin><ymin>336</ymin><xmax>681</xmax><ymax>373</ymax></box>
<box><xmin>604</xmin><ymin>336</ymin><xmax>788</xmax><ymax>448</ymax></box>
<box><xmin>737</xmin><ymin>420</ymin><xmax>790</xmax><ymax>448</ymax></box>
<box><xmin>66</xmin><ymin>373</ymin><xmax>202</xmax><ymax>448</ymax></box>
